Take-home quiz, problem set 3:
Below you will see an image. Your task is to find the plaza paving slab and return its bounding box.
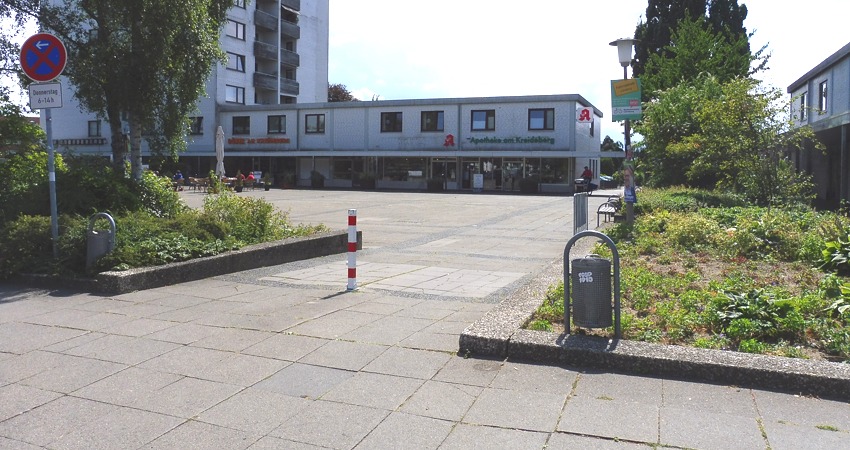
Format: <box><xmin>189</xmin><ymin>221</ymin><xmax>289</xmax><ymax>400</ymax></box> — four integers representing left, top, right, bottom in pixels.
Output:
<box><xmin>1</xmin><ymin>189</ymin><xmax>849</xmax><ymax>449</ymax></box>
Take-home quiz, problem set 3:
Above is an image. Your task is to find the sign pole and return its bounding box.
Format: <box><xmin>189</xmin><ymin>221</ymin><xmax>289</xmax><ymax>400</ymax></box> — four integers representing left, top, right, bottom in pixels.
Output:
<box><xmin>46</xmin><ymin>108</ymin><xmax>59</xmax><ymax>258</ymax></box>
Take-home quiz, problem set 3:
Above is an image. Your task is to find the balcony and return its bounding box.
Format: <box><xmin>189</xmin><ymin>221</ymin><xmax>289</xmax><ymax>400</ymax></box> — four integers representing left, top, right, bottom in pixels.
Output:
<box><xmin>253</xmin><ymin>41</ymin><xmax>277</xmax><ymax>61</ymax></box>
<box><xmin>282</xmin><ymin>0</ymin><xmax>300</xmax><ymax>11</ymax></box>
<box><xmin>254</xmin><ymin>10</ymin><xmax>277</xmax><ymax>31</ymax></box>
<box><xmin>280</xmin><ymin>78</ymin><xmax>300</xmax><ymax>96</ymax></box>
<box><xmin>253</xmin><ymin>72</ymin><xmax>278</xmax><ymax>91</ymax></box>
<box><xmin>280</xmin><ymin>49</ymin><xmax>300</xmax><ymax>68</ymax></box>
<box><xmin>280</xmin><ymin>20</ymin><xmax>300</xmax><ymax>39</ymax></box>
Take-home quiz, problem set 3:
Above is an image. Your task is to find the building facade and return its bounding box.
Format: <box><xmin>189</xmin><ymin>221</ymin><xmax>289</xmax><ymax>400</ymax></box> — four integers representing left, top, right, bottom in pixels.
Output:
<box><xmin>788</xmin><ymin>41</ymin><xmax>850</xmax><ymax>208</ymax></box>
<box><xmin>44</xmin><ymin>0</ymin><xmax>604</xmax><ymax>192</ymax></box>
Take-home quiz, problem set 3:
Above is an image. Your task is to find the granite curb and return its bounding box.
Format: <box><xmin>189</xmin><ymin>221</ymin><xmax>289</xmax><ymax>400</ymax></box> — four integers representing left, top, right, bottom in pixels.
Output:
<box><xmin>459</xmin><ymin>251</ymin><xmax>850</xmax><ymax>401</ymax></box>
<box><xmin>18</xmin><ymin>229</ymin><xmax>362</xmax><ymax>295</ymax></box>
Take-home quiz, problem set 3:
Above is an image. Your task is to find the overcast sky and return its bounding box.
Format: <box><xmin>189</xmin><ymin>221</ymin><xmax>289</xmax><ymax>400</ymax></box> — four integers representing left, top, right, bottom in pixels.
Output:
<box><xmin>329</xmin><ymin>0</ymin><xmax>850</xmax><ymax>142</ymax></box>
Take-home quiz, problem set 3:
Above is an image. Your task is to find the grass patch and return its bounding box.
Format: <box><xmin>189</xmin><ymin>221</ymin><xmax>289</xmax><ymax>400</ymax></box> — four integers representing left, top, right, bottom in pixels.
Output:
<box><xmin>526</xmin><ymin>187</ymin><xmax>850</xmax><ymax>362</ymax></box>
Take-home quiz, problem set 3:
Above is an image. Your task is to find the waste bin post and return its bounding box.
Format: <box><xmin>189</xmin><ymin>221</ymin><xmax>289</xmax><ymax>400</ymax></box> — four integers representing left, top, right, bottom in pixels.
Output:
<box><xmin>87</xmin><ymin>212</ymin><xmax>116</xmax><ymax>269</ymax></box>
<box><xmin>563</xmin><ymin>230</ymin><xmax>621</xmax><ymax>339</ymax></box>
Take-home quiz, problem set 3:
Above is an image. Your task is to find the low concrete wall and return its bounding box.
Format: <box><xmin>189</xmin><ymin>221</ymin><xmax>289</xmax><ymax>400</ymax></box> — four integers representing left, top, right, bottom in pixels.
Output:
<box><xmin>20</xmin><ymin>230</ymin><xmax>361</xmax><ymax>295</ymax></box>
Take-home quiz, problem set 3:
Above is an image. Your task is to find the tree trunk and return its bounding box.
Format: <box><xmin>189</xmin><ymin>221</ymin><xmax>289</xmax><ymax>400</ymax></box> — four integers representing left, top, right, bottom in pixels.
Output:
<box><xmin>107</xmin><ymin>112</ymin><xmax>127</xmax><ymax>177</ymax></box>
<box><xmin>129</xmin><ymin>114</ymin><xmax>143</xmax><ymax>181</ymax></box>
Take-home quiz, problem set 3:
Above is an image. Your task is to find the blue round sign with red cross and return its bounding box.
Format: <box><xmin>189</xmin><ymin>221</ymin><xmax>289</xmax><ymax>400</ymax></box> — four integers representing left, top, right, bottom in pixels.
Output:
<box><xmin>20</xmin><ymin>33</ymin><xmax>67</xmax><ymax>82</ymax></box>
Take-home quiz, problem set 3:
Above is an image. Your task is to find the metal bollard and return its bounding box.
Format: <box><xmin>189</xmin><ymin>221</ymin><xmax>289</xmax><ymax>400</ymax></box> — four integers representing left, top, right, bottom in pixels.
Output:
<box><xmin>87</xmin><ymin>212</ymin><xmax>116</xmax><ymax>268</ymax></box>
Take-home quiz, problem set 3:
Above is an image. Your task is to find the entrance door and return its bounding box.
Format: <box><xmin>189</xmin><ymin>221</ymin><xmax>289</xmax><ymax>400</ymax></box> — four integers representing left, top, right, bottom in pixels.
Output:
<box><xmin>431</xmin><ymin>158</ymin><xmax>457</xmax><ymax>189</ymax></box>
<box><xmin>503</xmin><ymin>160</ymin><xmax>523</xmax><ymax>191</ymax></box>
<box><xmin>461</xmin><ymin>158</ymin><xmax>480</xmax><ymax>189</ymax></box>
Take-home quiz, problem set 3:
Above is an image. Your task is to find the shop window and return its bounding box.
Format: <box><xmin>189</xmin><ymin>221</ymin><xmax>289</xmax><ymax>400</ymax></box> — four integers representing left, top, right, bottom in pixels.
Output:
<box><xmin>379</xmin><ymin>157</ymin><xmax>426</xmax><ymax>181</ymax></box>
<box><xmin>421</xmin><ymin>111</ymin><xmax>444</xmax><ymax>132</ymax></box>
<box><xmin>333</xmin><ymin>158</ymin><xmax>353</xmax><ymax>180</ymax></box>
<box><xmin>267</xmin><ymin>115</ymin><xmax>286</xmax><ymax>134</ymax></box>
<box><xmin>528</xmin><ymin>108</ymin><xmax>554</xmax><ymax>130</ymax></box>
<box><xmin>471</xmin><ymin>110</ymin><xmax>495</xmax><ymax>131</ymax></box>
<box><xmin>189</xmin><ymin>117</ymin><xmax>203</xmax><ymax>135</ymax></box>
<box><xmin>305</xmin><ymin>114</ymin><xmax>325</xmax><ymax>134</ymax></box>
<box><xmin>381</xmin><ymin>112</ymin><xmax>403</xmax><ymax>132</ymax></box>
<box><xmin>232</xmin><ymin>116</ymin><xmax>250</xmax><ymax>135</ymax></box>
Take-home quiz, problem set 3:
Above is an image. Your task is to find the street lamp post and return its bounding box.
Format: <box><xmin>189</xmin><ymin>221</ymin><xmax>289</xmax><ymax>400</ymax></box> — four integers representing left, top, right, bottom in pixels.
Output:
<box><xmin>609</xmin><ymin>38</ymin><xmax>637</xmax><ymax>225</ymax></box>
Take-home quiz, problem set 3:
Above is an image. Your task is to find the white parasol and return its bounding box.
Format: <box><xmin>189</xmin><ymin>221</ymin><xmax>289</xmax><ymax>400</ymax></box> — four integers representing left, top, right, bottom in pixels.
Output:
<box><xmin>215</xmin><ymin>125</ymin><xmax>225</xmax><ymax>177</ymax></box>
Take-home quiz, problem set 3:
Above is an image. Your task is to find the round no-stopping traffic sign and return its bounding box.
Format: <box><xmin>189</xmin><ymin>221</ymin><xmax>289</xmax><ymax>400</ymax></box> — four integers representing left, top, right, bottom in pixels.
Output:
<box><xmin>20</xmin><ymin>33</ymin><xmax>67</xmax><ymax>82</ymax></box>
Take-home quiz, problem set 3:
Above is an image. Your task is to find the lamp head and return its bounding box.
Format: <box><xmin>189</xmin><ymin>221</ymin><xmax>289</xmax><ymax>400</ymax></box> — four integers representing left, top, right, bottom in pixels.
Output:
<box><xmin>609</xmin><ymin>38</ymin><xmax>638</xmax><ymax>68</ymax></box>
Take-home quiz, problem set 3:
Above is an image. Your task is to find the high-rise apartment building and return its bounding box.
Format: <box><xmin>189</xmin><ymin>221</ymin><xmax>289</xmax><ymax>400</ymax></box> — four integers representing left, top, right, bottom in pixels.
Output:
<box><xmin>46</xmin><ymin>0</ymin><xmax>329</xmax><ymax>164</ymax></box>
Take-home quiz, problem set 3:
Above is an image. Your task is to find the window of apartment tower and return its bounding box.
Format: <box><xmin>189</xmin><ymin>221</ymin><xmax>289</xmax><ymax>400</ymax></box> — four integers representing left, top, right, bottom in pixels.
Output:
<box><xmin>471</xmin><ymin>110</ymin><xmax>496</xmax><ymax>131</ymax></box>
<box><xmin>225</xmin><ymin>85</ymin><xmax>245</xmax><ymax>104</ymax></box>
<box><xmin>233</xmin><ymin>0</ymin><xmax>245</xmax><ymax>8</ymax></box>
<box><xmin>528</xmin><ymin>108</ymin><xmax>554</xmax><ymax>130</ymax></box>
<box><xmin>88</xmin><ymin>120</ymin><xmax>101</xmax><ymax>137</ymax></box>
<box><xmin>381</xmin><ymin>112</ymin><xmax>403</xmax><ymax>132</ymax></box>
<box><xmin>232</xmin><ymin>116</ymin><xmax>250</xmax><ymax>135</ymax></box>
<box><xmin>267</xmin><ymin>115</ymin><xmax>286</xmax><ymax>134</ymax></box>
<box><xmin>306</xmin><ymin>114</ymin><xmax>325</xmax><ymax>134</ymax></box>
<box><xmin>421</xmin><ymin>111</ymin><xmax>444</xmax><ymax>132</ymax></box>
<box><xmin>819</xmin><ymin>81</ymin><xmax>828</xmax><ymax>113</ymax></box>
<box><xmin>799</xmin><ymin>92</ymin><xmax>808</xmax><ymax>121</ymax></box>
<box><xmin>226</xmin><ymin>52</ymin><xmax>245</xmax><ymax>72</ymax></box>
<box><xmin>225</xmin><ymin>20</ymin><xmax>245</xmax><ymax>40</ymax></box>
<box><xmin>189</xmin><ymin>117</ymin><xmax>203</xmax><ymax>135</ymax></box>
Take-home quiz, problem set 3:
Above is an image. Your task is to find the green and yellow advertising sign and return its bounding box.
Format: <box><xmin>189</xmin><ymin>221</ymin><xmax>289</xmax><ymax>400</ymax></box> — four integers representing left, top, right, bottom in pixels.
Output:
<box><xmin>611</xmin><ymin>78</ymin><xmax>642</xmax><ymax>121</ymax></box>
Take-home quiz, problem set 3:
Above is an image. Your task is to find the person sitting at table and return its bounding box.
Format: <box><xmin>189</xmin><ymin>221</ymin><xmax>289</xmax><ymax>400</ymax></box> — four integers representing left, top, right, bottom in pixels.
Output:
<box><xmin>173</xmin><ymin>170</ymin><xmax>184</xmax><ymax>191</ymax></box>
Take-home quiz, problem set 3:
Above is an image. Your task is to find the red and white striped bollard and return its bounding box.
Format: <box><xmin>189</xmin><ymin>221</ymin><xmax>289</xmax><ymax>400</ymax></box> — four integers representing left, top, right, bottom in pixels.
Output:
<box><xmin>347</xmin><ymin>209</ymin><xmax>357</xmax><ymax>290</ymax></box>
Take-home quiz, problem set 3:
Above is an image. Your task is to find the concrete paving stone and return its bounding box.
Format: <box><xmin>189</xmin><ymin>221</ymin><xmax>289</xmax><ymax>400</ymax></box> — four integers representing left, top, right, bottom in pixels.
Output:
<box><xmin>546</xmin><ymin>432</ymin><xmax>651</xmax><ymax>449</ymax></box>
<box><xmin>438</xmin><ymin>423</ymin><xmax>549</xmax><ymax>450</ymax></box>
<box><xmin>197</xmin><ymin>387</ymin><xmax>311</xmax><ymax>435</ymax></box>
<box><xmin>754</xmin><ymin>389</ymin><xmax>850</xmax><ymax>430</ymax></box>
<box><xmin>399</xmin><ymin>380</ymin><xmax>483</xmax><ymax>422</ymax></box>
<box><xmin>254</xmin><ymin>362</ymin><xmax>354</xmax><ymax>399</ymax></box>
<box><xmin>432</xmin><ymin>356</ymin><xmax>503</xmax><ymax>387</ymax></box>
<box><xmin>63</xmin><ymin>334</ymin><xmax>181</xmax><ymax>365</ymax></box>
<box><xmin>48</xmin><ymin>405</ymin><xmax>184</xmax><ymax>450</ymax></box>
<box><xmin>0</xmin><ymin>322</ymin><xmax>87</xmax><ymax>354</ymax></box>
<box><xmin>103</xmin><ymin>302</ymin><xmax>177</xmax><ymax>318</ymax></box>
<box><xmin>154</xmin><ymin>279</ymin><xmax>267</xmax><ymax>300</ymax></box>
<box><xmin>344</xmin><ymin>300</ymin><xmax>409</xmax><ymax>315</ymax></box>
<box><xmin>99</xmin><ymin>317</ymin><xmax>177</xmax><ymax>337</ymax></box>
<box><xmin>761</xmin><ymin>419</ymin><xmax>850</xmax><ymax>450</ymax></box>
<box><xmin>132</xmin><ymin>376</ymin><xmax>242</xmax><ymax>418</ymax></box>
<box><xmin>366</xmin><ymin>295</ymin><xmax>425</xmax><ymax>307</ymax></box>
<box><xmin>247</xmin><ymin>436</ymin><xmax>327</xmax><ymax>449</ymax></box>
<box><xmin>198</xmin><ymin>353</ymin><xmax>289</xmax><ymax>386</ymax></box>
<box><xmin>399</xmin><ymin>331</ymin><xmax>460</xmax><ymax>352</ymax></box>
<box><xmin>660</xmin><ymin>406</ymin><xmax>766</xmax><ymax>450</ymax></box>
<box><xmin>139</xmin><ymin>346</ymin><xmax>233</xmax><ymax>378</ymax></box>
<box><xmin>0</xmin><ymin>395</ymin><xmax>115</xmax><ymax>447</ymax></box>
<box><xmin>362</xmin><ymin>346</ymin><xmax>452</xmax><ymax>380</ymax></box>
<box><xmin>17</xmin><ymin>354</ymin><xmax>126</xmax><ymax>393</ymax></box>
<box><xmin>340</xmin><ymin>315</ymin><xmax>435</xmax><ymax>346</ymax></box>
<box><xmin>299</xmin><ymin>340</ymin><xmax>389</xmax><ymax>371</ymax></box>
<box><xmin>190</xmin><ymin>328</ymin><xmax>275</xmax><ymax>352</ymax></box>
<box><xmin>662</xmin><ymin>379</ymin><xmax>757</xmax><ymax>416</ymax></box>
<box><xmin>0</xmin><ymin>436</ymin><xmax>42</xmax><ymax>449</ymax></box>
<box><xmin>321</xmin><ymin>372</ymin><xmax>425</xmax><ymax>410</ymax></box>
<box><xmin>194</xmin><ymin>311</ymin><xmax>302</xmax><ymax>332</ymax></box>
<box><xmin>463</xmin><ymin>387</ymin><xmax>565</xmax><ymax>432</ymax></box>
<box><xmin>489</xmin><ymin>361</ymin><xmax>579</xmax><ymax>395</ymax></box>
<box><xmin>72</xmin><ymin>297</ymin><xmax>134</xmax><ymax>312</ymax></box>
<box><xmin>111</xmin><ymin>289</ymin><xmax>172</xmax><ymax>303</ymax></box>
<box><xmin>144</xmin><ymin>323</ymin><xmax>222</xmax><ymax>345</ymax></box>
<box><xmin>142</xmin><ymin>294</ymin><xmax>216</xmax><ymax>310</ymax></box>
<box><xmin>39</xmin><ymin>331</ymin><xmax>106</xmax><ymax>353</ymax></box>
<box><xmin>393</xmin><ymin>304</ymin><xmax>456</xmax><ymax>321</ymax></box>
<box><xmin>558</xmin><ymin>395</ymin><xmax>660</xmax><ymax>444</ymax></box>
<box><xmin>354</xmin><ymin>411</ymin><xmax>454</xmax><ymax>450</ymax></box>
<box><xmin>38</xmin><ymin>310</ymin><xmax>134</xmax><ymax>332</ymax></box>
<box><xmin>423</xmin><ymin>320</ymin><xmax>471</xmax><ymax>335</ymax></box>
<box><xmin>270</xmin><ymin>400</ymin><xmax>390</xmax><ymax>450</ymax></box>
<box><xmin>142</xmin><ymin>419</ymin><xmax>258</xmax><ymax>450</ymax></box>
<box><xmin>286</xmin><ymin>310</ymin><xmax>384</xmax><ymax>339</ymax></box>
<box><xmin>572</xmin><ymin>371</ymin><xmax>664</xmax><ymax>404</ymax></box>
<box><xmin>243</xmin><ymin>333</ymin><xmax>329</xmax><ymax>361</ymax></box>
<box><xmin>442</xmin><ymin>309</ymin><xmax>488</xmax><ymax>323</ymax></box>
<box><xmin>0</xmin><ymin>383</ymin><xmax>62</xmax><ymax>422</ymax></box>
<box><xmin>0</xmin><ymin>351</ymin><xmax>82</xmax><ymax>384</ymax></box>
<box><xmin>72</xmin><ymin>367</ymin><xmax>183</xmax><ymax>407</ymax></box>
